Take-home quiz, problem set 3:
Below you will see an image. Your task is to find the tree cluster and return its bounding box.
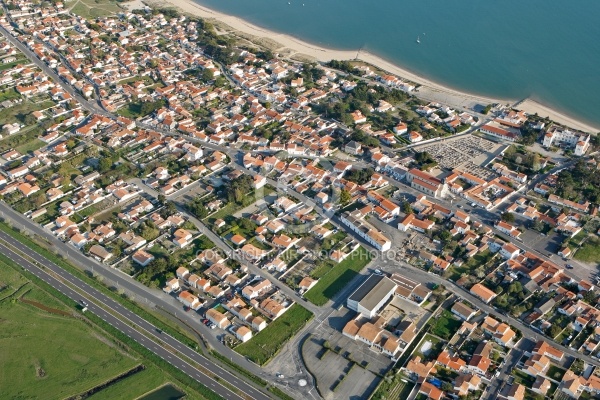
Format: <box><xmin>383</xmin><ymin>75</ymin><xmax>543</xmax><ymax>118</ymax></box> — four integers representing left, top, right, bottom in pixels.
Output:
<box><xmin>225</xmin><ymin>175</ymin><xmax>254</xmax><ymax>205</ymax></box>
<box><xmin>413</xmin><ymin>151</ymin><xmax>437</xmax><ymax>170</ymax></box>
<box><xmin>349</xmin><ymin>130</ymin><xmax>379</xmax><ymax>148</ymax></box>
<box><xmin>555</xmin><ymin>159</ymin><xmax>600</xmax><ymax>203</ymax></box>
<box><xmin>502</xmin><ymin>145</ymin><xmax>542</xmax><ymax>172</ymax></box>
<box><xmin>344</xmin><ymin>168</ymin><xmax>374</xmax><ymax>185</ymax></box>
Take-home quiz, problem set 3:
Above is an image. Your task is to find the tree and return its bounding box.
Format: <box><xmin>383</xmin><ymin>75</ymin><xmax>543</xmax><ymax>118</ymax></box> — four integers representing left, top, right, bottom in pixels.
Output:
<box><xmin>441</xmin><ymin>382</ymin><xmax>454</xmax><ymax>392</ymax></box>
<box><xmin>214</xmin><ymin>76</ymin><xmax>227</xmax><ymax>87</ymax></box>
<box><xmin>531</xmin><ymin>219</ymin><xmax>545</xmax><ymax>232</ymax></box>
<box><xmin>201</xmin><ymin>68</ymin><xmax>213</xmax><ymax>82</ymax></box>
<box><xmin>500</xmin><ymin>212</ymin><xmax>515</xmax><ymax>223</ymax></box>
<box><xmin>139</xmin><ymin>221</ymin><xmax>159</xmax><ymax>241</ymax></box>
<box><xmin>547</xmin><ymin>324</ymin><xmax>561</xmax><ymax>338</ymax></box>
<box><xmin>238</xmin><ymin>218</ymin><xmax>256</xmax><ymax>232</ymax></box>
<box><xmin>340</xmin><ymin>189</ymin><xmax>351</xmax><ymax>205</ymax></box>
<box><xmin>345</xmin><ymin>168</ymin><xmax>374</xmax><ymax>185</ymax></box>
<box><xmin>188</xmin><ymin>200</ymin><xmax>208</xmax><ymax>219</ymax></box>
<box><xmin>226</xmin><ymin>175</ymin><xmax>254</xmax><ymax>205</ymax></box>
<box><xmin>24</xmin><ymin>113</ymin><xmax>38</xmax><ymax>126</ymax></box>
<box><xmin>402</xmin><ymin>201</ymin><xmax>413</xmax><ymax>215</ymax></box>
<box><xmin>439</xmin><ymin>230</ymin><xmax>451</xmax><ymax>243</ymax></box>
<box><xmin>583</xmin><ymin>290</ymin><xmax>597</xmax><ymax>304</ymax></box>
<box><xmin>98</xmin><ymin>157</ymin><xmax>112</xmax><ymax>173</ymax></box>
<box><xmin>508</xmin><ymin>281</ymin><xmax>522</xmax><ymax>294</ymax></box>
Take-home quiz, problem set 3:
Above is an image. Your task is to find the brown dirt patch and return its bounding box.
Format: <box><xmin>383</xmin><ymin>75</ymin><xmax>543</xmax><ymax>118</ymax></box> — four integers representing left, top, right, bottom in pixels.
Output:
<box><xmin>20</xmin><ymin>298</ymin><xmax>72</xmax><ymax>317</ymax></box>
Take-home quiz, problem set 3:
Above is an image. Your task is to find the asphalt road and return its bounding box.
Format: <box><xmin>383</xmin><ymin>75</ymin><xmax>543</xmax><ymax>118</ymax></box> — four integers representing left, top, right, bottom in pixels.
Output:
<box><xmin>0</xmin><ymin>224</ymin><xmax>270</xmax><ymax>400</ymax></box>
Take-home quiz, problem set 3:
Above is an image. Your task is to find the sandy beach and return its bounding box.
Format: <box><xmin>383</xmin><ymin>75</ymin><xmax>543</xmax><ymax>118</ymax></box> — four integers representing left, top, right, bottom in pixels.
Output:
<box><xmin>141</xmin><ymin>0</ymin><xmax>599</xmax><ymax>133</ymax></box>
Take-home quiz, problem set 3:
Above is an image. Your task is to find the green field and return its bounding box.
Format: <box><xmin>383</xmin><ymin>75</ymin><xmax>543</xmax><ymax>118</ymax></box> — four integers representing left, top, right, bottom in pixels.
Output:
<box><xmin>15</xmin><ymin>138</ymin><xmax>46</xmax><ymax>154</ymax></box>
<box><xmin>304</xmin><ymin>246</ymin><xmax>372</xmax><ymax>306</ymax></box>
<box><xmin>0</xmin><ymin>266</ymin><xmax>139</xmax><ymax>399</ymax></box>
<box><xmin>574</xmin><ymin>237</ymin><xmax>600</xmax><ymax>264</ymax></box>
<box><xmin>69</xmin><ymin>0</ymin><xmax>123</xmax><ymax>19</ymax></box>
<box><xmin>235</xmin><ymin>304</ymin><xmax>313</xmax><ymax>365</ymax></box>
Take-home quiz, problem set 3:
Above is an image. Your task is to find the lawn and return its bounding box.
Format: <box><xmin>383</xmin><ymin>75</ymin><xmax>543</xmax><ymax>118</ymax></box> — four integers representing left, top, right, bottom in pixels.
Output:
<box><xmin>116</xmin><ymin>101</ymin><xmax>144</xmax><ymax>119</ymax></box>
<box><xmin>546</xmin><ymin>365</ymin><xmax>566</xmax><ymax>381</ymax></box>
<box><xmin>69</xmin><ymin>0</ymin><xmax>123</xmax><ymax>18</ymax></box>
<box><xmin>574</xmin><ymin>237</ymin><xmax>600</xmax><ymax>263</ymax></box>
<box><xmin>429</xmin><ymin>310</ymin><xmax>462</xmax><ymax>340</ymax></box>
<box><xmin>512</xmin><ymin>369</ymin><xmax>536</xmax><ymax>387</ymax></box>
<box><xmin>304</xmin><ymin>246</ymin><xmax>372</xmax><ymax>306</ymax></box>
<box><xmin>235</xmin><ymin>304</ymin><xmax>313</xmax><ymax>365</ymax></box>
<box><xmin>15</xmin><ymin>138</ymin><xmax>46</xmax><ymax>154</ymax></box>
<box><xmin>0</xmin><ymin>265</ymin><xmax>140</xmax><ymax>400</ymax></box>
<box><xmin>414</xmin><ymin>334</ymin><xmax>445</xmax><ymax>361</ymax></box>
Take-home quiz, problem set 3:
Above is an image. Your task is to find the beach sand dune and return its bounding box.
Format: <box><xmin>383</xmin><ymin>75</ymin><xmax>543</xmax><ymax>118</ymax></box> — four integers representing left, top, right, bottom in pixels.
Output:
<box><xmin>142</xmin><ymin>0</ymin><xmax>599</xmax><ymax>133</ymax></box>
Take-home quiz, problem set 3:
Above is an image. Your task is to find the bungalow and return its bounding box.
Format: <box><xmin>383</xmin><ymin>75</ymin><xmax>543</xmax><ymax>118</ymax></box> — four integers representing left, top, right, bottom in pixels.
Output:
<box><xmin>500</xmin><ymin>242</ymin><xmax>521</xmax><ymax>260</ymax></box>
<box><xmin>405</xmin><ymin>356</ymin><xmax>435</xmax><ymax>382</ymax></box>
<box><xmin>172</xmin><ymin>228</ymin><xmax>192</xmax><ymax>248</ymax></box>
<box><xmin>132</xmin><ymin>249</ymin><xmax>155</xmax><ymax>267</ymax></box>
<box><xmin>495</xmin><ymin>221</ymin><xmax>521</xmax><ymax>239</ymax></box>
<box><xmin>240</xmin><ymin>243</ymin><xmax>267</xmax><ymax>261</ymax></box>
<box><xmin>299</xmin><ymin>276</ymin><xmax>318</xmax><ymax>292</ymax></box>
<box><xmin>163</xmin><ymin>278</ymin><xmax>180</xmax><ymax>293</ymax></box>
<box><xmin>419</xmin><ymin>382</ymin><xmax>443</xmax><ymax>400</ymax></box>
<box><xmin>470</xmin><ymin>283</ymin><xmax>497</xmax><ymax>304</ymax></box>
<box><xmin>234</xmin><ymin>326</ymin><xmax>253</xmax><ymax>343</ymax></box>
<box><xmin>231</xmin><ymin>234</ymin><xmax>247</xmax><ymax>246</ymax></box>
<box><xmin>206</xmin><ymin>308</ymin><xmax>230</xmax><ymax>329</ymax></box>
<box><xmin>451</xmin><ymin>302</ymin><xmax>477</xmax><ymax>321</ymax></box>
<box><xmin>398</xmin><ymin>214</ymin><xmax>435</xmax><ymax>233</ymax></box>
<box><xmin>250</xmin><ymin>316</ymin><xmax>267</xmax><ymax>331</ymax></box>
<box><xmin>176</xmin><ymin>266</ymin><xmax>190</xmax><ymax>280</ymax></box>
<box><xmin>242</xmin><ymin>279</ymin><xmax>272</xmax><ymax>300</ymax></box>
<box><xmin>89</xmin><ymin>244</ymin><xmax>112</xmax><ymax>262</ymax></box>
<box><xmin>178</xmin><ymin>290</ymin><xmax>202</xmax><ymax>311</ymax></box>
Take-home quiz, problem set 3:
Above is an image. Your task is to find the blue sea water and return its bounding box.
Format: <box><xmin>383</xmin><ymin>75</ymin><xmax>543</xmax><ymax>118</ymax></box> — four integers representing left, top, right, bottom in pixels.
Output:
<box><xmin>193</xmin><ymin>0</ymin><xmax>600</xmax><ymax>130</ymax></box>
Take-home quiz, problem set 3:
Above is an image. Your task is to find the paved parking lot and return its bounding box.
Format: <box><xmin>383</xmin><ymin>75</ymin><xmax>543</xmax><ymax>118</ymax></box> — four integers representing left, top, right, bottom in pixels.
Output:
<box><xmin>301</xmin><ymin>334</ymin><xmax>382</xmax><ymax>400</ymax></box>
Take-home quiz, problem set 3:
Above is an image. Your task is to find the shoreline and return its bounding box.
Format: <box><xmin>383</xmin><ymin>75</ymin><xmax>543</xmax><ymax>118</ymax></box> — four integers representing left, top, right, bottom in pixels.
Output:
<box><xmin>141</xmin><ymin>0</ymin><xmax>599</xmax><ymax>133</ymax></box>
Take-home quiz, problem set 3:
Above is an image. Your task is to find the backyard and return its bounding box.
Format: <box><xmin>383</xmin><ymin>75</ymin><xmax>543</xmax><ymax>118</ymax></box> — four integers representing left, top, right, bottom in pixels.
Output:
<box><xmin>235</xmin><ymin>304</ymin><xmax>313</xmax><ymax>365</ymax></box>
<box><xmin>428</xmin><ymin>310</ymin><xmax>462</xmax><ymax>340</ymax></box>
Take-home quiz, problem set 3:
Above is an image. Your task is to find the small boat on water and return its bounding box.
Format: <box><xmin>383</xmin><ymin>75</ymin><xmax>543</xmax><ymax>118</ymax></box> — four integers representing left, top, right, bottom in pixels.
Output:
<box><xmin>416</xmin><ymin>36</ymin><xmax>420</xmax><ymax>44</ymax></box>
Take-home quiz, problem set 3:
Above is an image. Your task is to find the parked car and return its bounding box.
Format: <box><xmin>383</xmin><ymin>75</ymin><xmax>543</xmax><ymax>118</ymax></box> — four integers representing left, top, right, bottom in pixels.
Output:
<box><xmin>566</xmin><ymin>264</ymin><xmax>574</xmax><ymax>269</ymax></box>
